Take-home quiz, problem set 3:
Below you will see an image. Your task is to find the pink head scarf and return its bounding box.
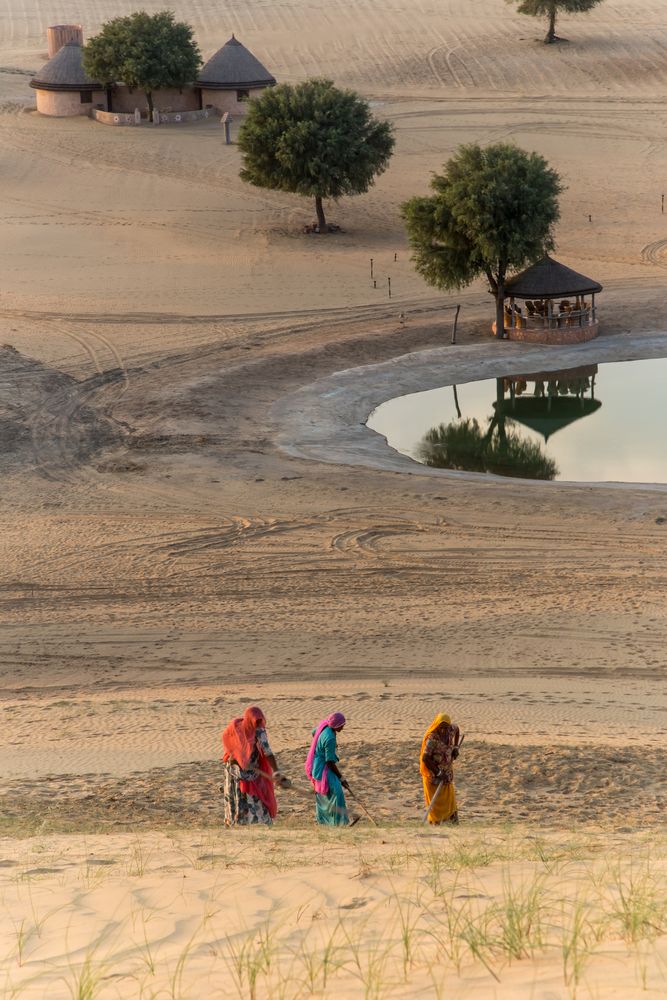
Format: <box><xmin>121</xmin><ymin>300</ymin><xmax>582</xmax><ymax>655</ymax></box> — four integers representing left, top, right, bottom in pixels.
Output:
<box><xmin>304</xmin><ymin>712</ymin><xmax>346</xmax><ymax>794</ymax></box>
<box><xmin>221</xmin><ymin>705</ymin><xmax>266</xmax><ymax>768</ymax></box>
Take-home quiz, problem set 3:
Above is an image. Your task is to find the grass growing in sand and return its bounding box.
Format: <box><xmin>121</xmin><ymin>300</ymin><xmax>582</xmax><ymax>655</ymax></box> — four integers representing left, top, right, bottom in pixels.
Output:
<box><xmin>0</xmin><ymin>825</ymin><xmax>666</xmax><ymax>998</ymax></box>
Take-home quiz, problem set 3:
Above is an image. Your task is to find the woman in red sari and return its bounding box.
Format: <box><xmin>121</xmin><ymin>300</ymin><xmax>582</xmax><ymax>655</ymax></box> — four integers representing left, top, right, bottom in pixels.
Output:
<box><xmin>221</xmin><ymin>706</ymin><xmax>289</xmax><ymax>826</ymax></box>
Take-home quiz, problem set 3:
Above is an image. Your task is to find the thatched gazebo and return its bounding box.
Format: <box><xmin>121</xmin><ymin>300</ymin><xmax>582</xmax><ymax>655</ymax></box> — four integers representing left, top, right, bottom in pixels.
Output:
<box><xmin>500</xmin><ymin>256</ymin><xmax>602</xmax><ymax>344</ymax></box>
<box><xmin>30</xmin><ymin>41</ymin><xmax>107</xmax><ymax>117</ymax></box>
<box><xmin>197</xmin><ymin>35</ymin><xmax>276</xmax><ymax>115</ymax></box>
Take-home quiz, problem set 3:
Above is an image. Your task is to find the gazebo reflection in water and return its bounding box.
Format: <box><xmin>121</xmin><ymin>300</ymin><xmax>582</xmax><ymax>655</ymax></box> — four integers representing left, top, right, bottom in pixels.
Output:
<box><xmin>494</xmin><ymin>364</ymin><xmax>601</xmax><ymax>442</ymax></box>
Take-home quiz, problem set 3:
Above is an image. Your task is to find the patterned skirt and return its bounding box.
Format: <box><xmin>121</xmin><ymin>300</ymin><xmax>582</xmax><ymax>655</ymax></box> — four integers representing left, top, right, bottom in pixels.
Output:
<box><xmin>222</xmin><ymin>762</ymin><xmax>273</xmax><ymax>826</ymax></box>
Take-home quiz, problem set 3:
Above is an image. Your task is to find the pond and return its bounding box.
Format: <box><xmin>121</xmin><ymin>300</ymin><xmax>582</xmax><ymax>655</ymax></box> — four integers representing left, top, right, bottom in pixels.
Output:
<box><xmin>367</xmin><ymin>358</ymin><xmax>667</xmax><ymax>484</ymax></box>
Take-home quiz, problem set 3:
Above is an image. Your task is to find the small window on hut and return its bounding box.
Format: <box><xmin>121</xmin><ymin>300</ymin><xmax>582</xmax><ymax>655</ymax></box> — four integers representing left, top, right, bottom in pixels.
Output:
<box><xmin>236</xmin><ymin>89</ymin><xmax>250</xmax><ymax>101</ymax></box>
<box><xmin>80</xmin><ymin>91</ymin><xmax>92</xmax><ymax>104</ymax></box>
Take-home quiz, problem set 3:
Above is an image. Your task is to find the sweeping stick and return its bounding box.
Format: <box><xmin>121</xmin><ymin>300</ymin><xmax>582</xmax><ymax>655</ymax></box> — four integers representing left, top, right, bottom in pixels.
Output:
<box><xmin>423</xmin><ymin>781</ymin><xmax>445</xmax><ymax>823</ymax></box>
<box><xmin>347</xmin><ymin>787</ymin><xmax>379</xmax><ymax>827</ymax></box>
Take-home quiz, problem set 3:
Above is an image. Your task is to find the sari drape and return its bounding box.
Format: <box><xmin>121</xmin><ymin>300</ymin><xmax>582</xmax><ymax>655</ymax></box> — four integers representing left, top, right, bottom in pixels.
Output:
<box><xmin>420</xmin><ymin>712</ymin><xmax>459</xmax><ymax>824</ymax></box>
<box><xmin>306</xmin><ymin>721</ymin><xmax>349</xmax><ymax>826</ymax></box>
<box><xmin>222</xmin><ymin>707</ymin><xmax>277</xmax><ymax>819</ymax></box>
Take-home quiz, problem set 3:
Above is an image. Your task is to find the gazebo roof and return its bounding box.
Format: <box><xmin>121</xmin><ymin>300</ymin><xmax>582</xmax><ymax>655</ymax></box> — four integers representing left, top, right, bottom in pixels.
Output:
<box><xmin>30</xmin><ymin>41</ymin><xmax>101</xmax><ymax>92</ymax></box>
<box><xmin>497</xmin><ymin>395</ymin><xmax>602</xmax><ymax>442</ymax></box>
<box><xmin>197</xmin><ymin>35</ymin><xmax>276</xmax><ymax>90</ymax></box>
<box><xmin>504</xmin><ymin>256</ymin><xmax>603</xmax><ymax>300</ymax></box>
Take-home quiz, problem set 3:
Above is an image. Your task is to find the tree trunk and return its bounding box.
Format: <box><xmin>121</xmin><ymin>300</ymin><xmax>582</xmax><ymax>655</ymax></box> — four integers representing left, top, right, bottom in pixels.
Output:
<box><xmin>315</xmin><ymin>195</ymin><xmax>327</xmax><ymax>231</ymax></box>
<box><xmin>146</xmin><ymin>91</ymin><xmax>154</xmax><ymax>116</ymax></box>
<box><xmin>545</xmin><ymin>6</ymin><xmax>557</xmax><ymax>44</ymax></box>
<box><xmin>495</xmin><ymin>278</ymin><xmax>506</xmax><ymax>339</ymax></box>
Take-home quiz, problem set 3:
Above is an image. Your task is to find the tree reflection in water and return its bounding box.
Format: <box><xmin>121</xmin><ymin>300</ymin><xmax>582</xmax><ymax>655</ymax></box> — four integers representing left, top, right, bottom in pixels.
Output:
<box><xmin>419</xmin><ymin>415</ymin><xmax>558</xmax><ymax>479</ymax></box>
<box><xmin>416</xmin><ymin>367</ymin><xmax>606</xmax><ymax>480</ymax></box>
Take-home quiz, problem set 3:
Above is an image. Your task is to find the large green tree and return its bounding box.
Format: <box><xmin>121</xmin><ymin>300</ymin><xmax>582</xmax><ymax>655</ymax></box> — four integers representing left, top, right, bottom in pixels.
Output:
<box><xmin>83</xmin><ymin>11</ymin><xmax>201</xmax><ymax>115</ymax></box>
<box><xmin>509</xmin><ymin>0</ymin><xmax>605</xmax><ymax>45</ymax></box>
<box><xmin>237</xmin><ymin>78</ymin><xmax>395</xmax><ymax>231</ymax></box>
<box><xmin>402</xmin><ymin>143</ymin><xmax>562</xmax><ymax>339</ymax></box>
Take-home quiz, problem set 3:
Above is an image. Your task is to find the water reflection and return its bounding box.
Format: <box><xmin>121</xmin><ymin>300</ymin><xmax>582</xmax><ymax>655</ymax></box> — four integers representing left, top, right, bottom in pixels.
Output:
<box><xmin>495</xmin><ymin>365</ymin><xmax>601</xmax><ymax>443</ymax></box>
<box><xmin>418</xmin><ymin>366</ymin><xmax>601</xmax><ymax>480</ymax></box>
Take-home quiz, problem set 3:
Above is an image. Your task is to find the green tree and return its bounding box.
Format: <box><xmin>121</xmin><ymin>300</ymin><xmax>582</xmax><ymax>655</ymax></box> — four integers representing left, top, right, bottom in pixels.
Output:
<box><xmin>83</xmin><ymin>11</ymin><xmax>201</xmax><ymax>116</ymax></box>
<box><xmin>237</xmin><ymin>78</ymin><xmax>395</xmax><ymax>231</ymax></box>
<box><xmin>402</xmin><ymin>143</ymin><xmax>562</xmax><ymax>339</ymax></box>
<box><xmin>509</xmin><ymin>0</ymin><xmax>605</xmax><ymax>45</ymax></box>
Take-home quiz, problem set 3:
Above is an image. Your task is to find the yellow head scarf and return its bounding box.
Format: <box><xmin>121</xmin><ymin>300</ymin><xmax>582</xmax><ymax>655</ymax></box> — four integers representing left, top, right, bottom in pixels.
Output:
<box><xmin>420</xmin><ymin>713</ymin><xmax>451</xmax><ymax>779</ymax></box>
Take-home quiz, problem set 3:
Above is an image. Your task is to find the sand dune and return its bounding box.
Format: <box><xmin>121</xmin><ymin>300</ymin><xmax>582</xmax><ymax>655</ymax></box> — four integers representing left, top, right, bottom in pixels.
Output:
<box><xmin>1</xmin><ymin>827</ymin><xmax>666</xmax><ymax>998</ymax></box>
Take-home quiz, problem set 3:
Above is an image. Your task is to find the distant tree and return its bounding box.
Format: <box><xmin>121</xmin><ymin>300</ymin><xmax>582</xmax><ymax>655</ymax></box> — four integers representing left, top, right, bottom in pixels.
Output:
<box><xmin>508</xmin><ymin>0</ymin><xmax>605</xmax><ymax>45</ymax></box>
<box><xmin>237</xmin><ymin>78</ymin><xmax>395</xmax><ymax>231</ymax></box>
<box><xmin>83</xmin><ymin>11</ymin><xmax>201</xmax><ymax>115</ymax></box>
<box><xmin>402</xmin><ymin>143</ymin><xmax>562</xmax><ymax>339</ymax></box>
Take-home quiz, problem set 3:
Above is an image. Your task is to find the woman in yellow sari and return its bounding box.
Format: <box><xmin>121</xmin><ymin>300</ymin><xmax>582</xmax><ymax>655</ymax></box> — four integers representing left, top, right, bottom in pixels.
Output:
<box><xmin>420</xmin><ymin>713</ymin><xmax>461</xmax><ymax>824</ymax></box>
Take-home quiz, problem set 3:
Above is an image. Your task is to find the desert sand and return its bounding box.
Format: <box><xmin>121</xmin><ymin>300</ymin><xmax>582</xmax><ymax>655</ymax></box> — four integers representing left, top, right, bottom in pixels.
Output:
<box><xmin>1</xmin><ymin>0</ymin><xmax>667</xmax><ymax>995</ymax></box>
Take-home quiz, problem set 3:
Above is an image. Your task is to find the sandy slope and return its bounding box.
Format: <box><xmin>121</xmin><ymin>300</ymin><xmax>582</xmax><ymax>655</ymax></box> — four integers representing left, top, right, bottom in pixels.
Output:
<box><xmin>1</xmin><ymin>827</ymin><xmax>666</xmax><ymax>999</ymax></box>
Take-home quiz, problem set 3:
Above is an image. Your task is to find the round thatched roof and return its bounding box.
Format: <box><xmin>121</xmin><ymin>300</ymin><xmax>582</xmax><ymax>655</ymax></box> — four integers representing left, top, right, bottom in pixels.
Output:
<box><xmin>197</xmin><ymin>35</ymin><xmax>276</xmax><ymax>90</ymax></box>
<box><xmin>504</xmin><ymin>256</ymin><xmax>602</xmax><ymax>300</ymax></box>
<box><xmin>30</xmin><ymin>41</ymin><xmax>101</xmax><ymax>92</ymax></box>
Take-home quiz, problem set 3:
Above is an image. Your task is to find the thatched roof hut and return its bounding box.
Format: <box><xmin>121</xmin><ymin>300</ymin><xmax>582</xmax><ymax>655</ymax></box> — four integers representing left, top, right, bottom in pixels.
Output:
<box><xmin>500</xmin><ymin>256</ymin><xmax>602</xmax><ymax>344</ymax></box>
<box><xmin>30</xmin><ymin>41</ymin><xmax>100</xmax><ymax>92</ymax></box>
<box><xmin>505</xmin><ymin>255</ymin><xmax>602</xmax><ymax>300</ymax></box>
<box><xmin>30</xmin><ymin>42</ymin><xmax>106</xmax><ymax>116</ymax></box>
<box><xmin>197</xmin><ymin>35</ymin><xmax>276</xmax><ymax>90</ymax></box>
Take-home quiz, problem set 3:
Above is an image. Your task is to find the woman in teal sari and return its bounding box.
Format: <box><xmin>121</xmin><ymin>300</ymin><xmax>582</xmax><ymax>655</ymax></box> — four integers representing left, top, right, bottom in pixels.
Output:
<box><xmin>305</xmin><ymin>712</ymin><xmax>351</xmax><ymax>826</ymax></box>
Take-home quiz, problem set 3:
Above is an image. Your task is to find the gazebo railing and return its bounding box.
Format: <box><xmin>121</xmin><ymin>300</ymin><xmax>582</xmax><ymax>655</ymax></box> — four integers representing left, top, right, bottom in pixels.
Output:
<box><xmin>521</xmin><ymin>308</ymin><xmax>594</xmax><ymax>330</ymax></box>
<box><xmin>505</xmin><ymin>294</ymin><xmax>598</xmax><ymax>332</ymax></box>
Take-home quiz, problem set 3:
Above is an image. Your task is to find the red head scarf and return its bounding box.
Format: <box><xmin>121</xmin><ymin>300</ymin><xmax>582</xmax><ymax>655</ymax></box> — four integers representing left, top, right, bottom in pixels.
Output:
<box><xmin>221</xmin><ymin>705</ymin><xmax>266</xmax><ymax>768</ymax></box>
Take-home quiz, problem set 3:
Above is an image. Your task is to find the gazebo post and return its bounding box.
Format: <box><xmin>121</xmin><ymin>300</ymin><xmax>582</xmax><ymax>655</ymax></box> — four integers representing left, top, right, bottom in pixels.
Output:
<box><xmin>547</xmin><ymin>299</ymin><xmax>553</xmax><ymax>329</ymax></box>
<box><xmin>510</xmin><ymin>296</ymin><xmax>516</xmax><ymax>328</ymax></box>
<box><xmin>591</xmin><ymin>292</ymin><xmax>596</xmax><ymax>324</ymax></box>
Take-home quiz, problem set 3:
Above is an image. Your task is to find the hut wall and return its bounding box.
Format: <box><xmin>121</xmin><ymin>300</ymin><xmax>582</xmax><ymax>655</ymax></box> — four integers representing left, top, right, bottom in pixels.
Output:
<box><xmin>507</xmin><ymin>321</ymin><xmax>599</xmax><ymax>346</ymax></box>
<box><xmin>35</xmin><ymin>88</ymin><xmax>107</xmax><ymax>117</ymax></box>
<box><xmin>199</xmin><ymin>87</ymin><xmax>266</xmax><ymax>116</ymax></box>
<box><xmin>111</xmin><ymin>85</ymin><xmax>199</xmax><ymax>114</ymax></box>
<box><xmin>47</xmin><ymin>24</ymin><xmax>83</xmax><ymax>57</ymax></box>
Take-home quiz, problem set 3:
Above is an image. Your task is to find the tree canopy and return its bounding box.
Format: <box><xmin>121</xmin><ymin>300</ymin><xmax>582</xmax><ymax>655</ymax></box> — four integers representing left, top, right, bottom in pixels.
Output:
<box><xmin>237</xmin><ymin>78</ymin><xmax>395</xmax><ymax>231</ymax></box>
<box><xmin>509</xmin><ymin>0</ymin><xmax>605</xmax><ymax>44</ymax></box>
<box><xmin>402</xmin><ymin>142</ymin><xmax>563</xmax><ymax>338</ymax></box>
<box><xmin>83</xmin><ymin>11</ymin><xmax>201</xmax><ymax>114</ymax></box>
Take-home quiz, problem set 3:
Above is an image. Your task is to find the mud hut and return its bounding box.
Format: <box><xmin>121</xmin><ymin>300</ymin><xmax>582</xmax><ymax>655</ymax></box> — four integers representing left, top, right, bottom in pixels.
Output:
<box><xmin>500</xmin><ymin>256</ymin><xmax>603</xmax><ymax>344</ymax></box>
<box><xmin>197</xmin><ymin>35</ymin><xmax>276</xmax><ymax>115</ymax></box>
<box><xmin>30</xmin><ymin>41</ymin><xmax>107</xmax><ymax>117</ymax></box>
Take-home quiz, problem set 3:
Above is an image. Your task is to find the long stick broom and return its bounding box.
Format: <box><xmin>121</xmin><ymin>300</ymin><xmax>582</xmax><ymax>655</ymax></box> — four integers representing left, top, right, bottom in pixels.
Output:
<box><xmin>254</xmin><ymin>769</ymin><xmax>377</xmax><ymax>825</ymax></box>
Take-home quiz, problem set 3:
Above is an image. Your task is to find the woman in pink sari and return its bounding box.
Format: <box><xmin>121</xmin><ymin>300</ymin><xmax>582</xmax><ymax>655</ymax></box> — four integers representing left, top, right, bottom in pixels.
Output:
<box><xmin>221</xmin><ymin>706</ymin><xmax>289</xmax><ymax>825</ymax></box>
<box><xmin>305</xmin><ymin>712</ymin><xmax>351</xmax><ymax>825</ymax></box>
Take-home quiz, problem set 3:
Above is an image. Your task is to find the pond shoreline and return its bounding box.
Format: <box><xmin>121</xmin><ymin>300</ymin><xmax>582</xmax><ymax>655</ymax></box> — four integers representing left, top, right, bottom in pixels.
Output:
<box><xmin>272</xmin><ymin>330</ymin><xmax>667</xmax><ymax>491</ymax></box>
